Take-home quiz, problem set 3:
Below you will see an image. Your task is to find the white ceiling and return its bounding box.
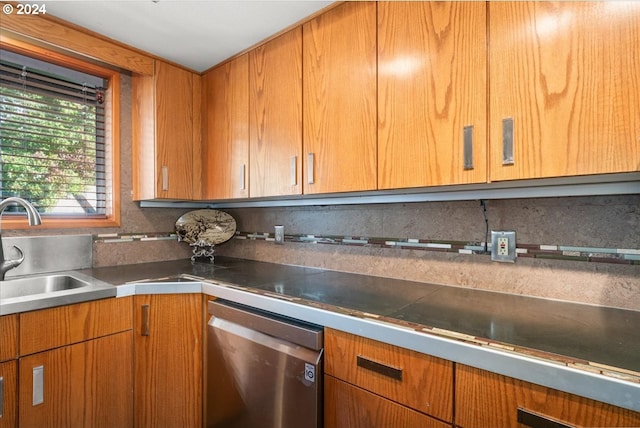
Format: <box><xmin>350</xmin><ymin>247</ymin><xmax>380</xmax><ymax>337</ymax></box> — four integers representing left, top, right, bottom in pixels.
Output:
<box><xmin>30</xmin><ymin>0</ymin><xmax>334</xmax><ymax>72</ymax></box>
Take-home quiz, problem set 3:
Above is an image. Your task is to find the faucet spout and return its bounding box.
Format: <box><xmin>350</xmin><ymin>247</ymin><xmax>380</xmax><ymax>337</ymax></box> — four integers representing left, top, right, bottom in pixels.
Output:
<box><xmin>0</xmin><ymin>197</ymin><xmax>42</xmax><ymax>280</ymax></box>
<box><xmin>0</xmin><ymin>197</ymin><xmax>42</xmax><ymax>226</ymax></box>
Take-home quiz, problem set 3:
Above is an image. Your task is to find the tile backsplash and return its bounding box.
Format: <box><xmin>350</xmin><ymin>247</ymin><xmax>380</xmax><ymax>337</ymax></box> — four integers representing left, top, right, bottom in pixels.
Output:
<box><xmin>212</xmin><ymin>195</ymin><xmax>640</xmax><ymax>311</ymax></box>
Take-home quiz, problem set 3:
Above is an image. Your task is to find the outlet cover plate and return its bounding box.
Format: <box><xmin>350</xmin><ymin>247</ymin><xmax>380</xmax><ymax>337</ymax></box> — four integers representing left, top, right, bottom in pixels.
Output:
<box><xmin>491</xmin><ymin>230</ymin><xmax>516</xmax><ymax>262</ymax></box>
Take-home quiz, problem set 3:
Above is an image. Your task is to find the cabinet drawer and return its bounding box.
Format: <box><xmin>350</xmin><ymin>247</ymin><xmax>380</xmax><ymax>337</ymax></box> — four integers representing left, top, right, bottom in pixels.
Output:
<box><xmin>455</xmin><ymin>364</ymin><xmax>640</xmax><ymax>428</ymax></box>
<box><xmin>325</xmin><ymin>328</ymin><xmax>453</xmax><ymax>422</ymax></box>
<box><xmin>20</xmin><ymin>297</ymin><xmax>132</xmax><ymax>355</ymax></box>
<box><xmin>325</xmin><ymin>375</ymin><xmax>449</xmax><ymax>428</ymax></box>
<box><xmin>0</xmin><ymin>315</ymin><xmax>18</xmax><ymax>362</ymax></box>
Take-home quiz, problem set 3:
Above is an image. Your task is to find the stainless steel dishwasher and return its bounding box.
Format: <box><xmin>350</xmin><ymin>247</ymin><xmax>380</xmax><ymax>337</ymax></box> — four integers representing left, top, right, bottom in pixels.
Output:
<box><xmin>207</xmin><ymin>299</ymin><xmax>323</xmax><ymax>428</ymax></box>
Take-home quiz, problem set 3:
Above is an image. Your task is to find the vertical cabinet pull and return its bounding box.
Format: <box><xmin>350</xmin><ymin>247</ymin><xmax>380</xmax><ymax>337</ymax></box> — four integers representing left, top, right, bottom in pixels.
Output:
<box><xmin>463</xmin><ymin>125</ymin><xmax>474</xmax><ymax>170</ymax></box>
<box><xmin>307</xmin><ymin>153</ymin><xmax>315</xmax><ymax>184</ymax></box>
<box><xmin>290</xmin><ymin>156</ymin><xmax>297</xmax><ymax>186</ymax></box>
<box><xmin>141</xmin><ymin>304</ymin><xmax>150</xmax><ymax>336</ymax></box>
<box><xmin>502</xmin><ymin>117</ymin><xmax>514</xmax><ymax>165</ymax></box>
<box><xmin>0</xmin><ymin>375</ymin><xmax>4</xmax><ymax>418</ymax></box>
<box><xmin>241</xmin><ymin>164</ymin><xmax>246</xmax><ymax>191</ymax></box>
<box><xmin>32</xmin><ymin>365</ymin><xmax>44</xmax><ymax>406</ymax></box>
<box><xmin>517</xmin><ymin>408</ymin><xmax>574</xmax><ymax>428</ymax></box>
<box><xmin>161</xmin><ymin>166</ymin><xmax>169</xmax><ymax>191</ymax></box>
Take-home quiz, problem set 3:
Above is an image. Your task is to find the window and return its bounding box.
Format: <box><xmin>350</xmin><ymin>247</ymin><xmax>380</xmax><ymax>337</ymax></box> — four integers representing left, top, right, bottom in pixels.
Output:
<box><xmin>0</xmin><ymin>45</ymin><xmax>119</xmax><ymax>227</ymax></box>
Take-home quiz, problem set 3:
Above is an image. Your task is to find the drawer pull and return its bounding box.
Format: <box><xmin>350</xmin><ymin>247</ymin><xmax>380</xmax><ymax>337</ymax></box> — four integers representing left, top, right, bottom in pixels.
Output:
<box><xmin>517</xmin><ymin>408</ymin><xmax>574</xmax><ymax>428</ymax></box>
<box><xmin>357</xmin><ymin>355</ymin><xmax>402</xmax><ymax>381</ymax></box>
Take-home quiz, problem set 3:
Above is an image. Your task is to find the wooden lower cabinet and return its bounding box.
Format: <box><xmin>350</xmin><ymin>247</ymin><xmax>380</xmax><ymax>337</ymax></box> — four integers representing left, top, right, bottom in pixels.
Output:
<box><xmin>325</xmin><ymin>328</ymin><xmax>453</xmax><ymax>423</ymax></box>
<box><xmin>0</xmin><ymin>361</ymin><xmax>17</xmax><ymax>428</ymax></box>
<box><xmin>133</xmin><ymin>294</ymin><xmax>204</xmax><ymax>428</ymax></box>
<box><xmin>455</xmin><ymin>364</ymin><xmax>640</xmax><ymax>428</ymax></box>
<box><xmin>18</xmin><ymin>331</ymin><xmax>133</xmax><ymax>428</ymax></box>
<box><xmin>325</xmin><ymin>375</ymin><xmax>450</xmax><ymax>428</ymax></box>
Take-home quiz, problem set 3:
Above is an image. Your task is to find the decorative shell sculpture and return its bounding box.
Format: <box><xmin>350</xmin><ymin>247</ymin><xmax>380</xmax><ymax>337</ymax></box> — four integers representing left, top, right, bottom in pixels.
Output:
<box><xmin>175</xmin><ymin>209</ymin><xmax>236</xmax><ymax>262</ymax></box>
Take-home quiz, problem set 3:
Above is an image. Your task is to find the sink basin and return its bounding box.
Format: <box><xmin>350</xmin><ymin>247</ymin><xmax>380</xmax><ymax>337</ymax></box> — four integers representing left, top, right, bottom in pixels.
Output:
<box><xmin>0</xmin><ymin>272</ymin><xmax>117</xmax><ymax>315</ymax></box>
<box><xmin>0</xmin><ymin>274</ymin><xmax>90</xmax><ymax>300</ymax></box>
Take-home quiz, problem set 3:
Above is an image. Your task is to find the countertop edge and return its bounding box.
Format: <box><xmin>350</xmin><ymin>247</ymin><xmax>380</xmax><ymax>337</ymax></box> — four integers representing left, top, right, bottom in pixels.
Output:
<box><xmin>199</xmin><ymin>281</ymin><xmax>640</xmax><ymax>413</ymax></box>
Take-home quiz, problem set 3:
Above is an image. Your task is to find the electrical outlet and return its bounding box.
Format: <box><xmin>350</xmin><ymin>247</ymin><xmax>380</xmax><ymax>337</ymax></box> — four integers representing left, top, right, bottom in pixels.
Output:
<box><xmin>274</xmin><ymin>225</ymin><xmax>284</xmax><ymax>245</ymax></box>
<box><xmin>491</xmin><ymin>230</ymin><xmax>516</xmax><ymax>262</ymax></box>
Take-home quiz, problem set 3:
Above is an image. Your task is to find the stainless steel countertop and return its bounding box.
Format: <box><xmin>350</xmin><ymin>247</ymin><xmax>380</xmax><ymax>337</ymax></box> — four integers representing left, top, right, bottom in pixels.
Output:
<box><xmin>78</xmin><ymin>256</ymin><xmax>640</xmax><ymax>412</ymax></box>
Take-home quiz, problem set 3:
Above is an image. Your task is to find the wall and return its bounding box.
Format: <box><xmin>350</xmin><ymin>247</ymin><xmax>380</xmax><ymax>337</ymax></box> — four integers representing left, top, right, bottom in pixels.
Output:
<box><xmin>215</xmin><ymin>195</ymin><xmax>640</xmax><ymax>311</ymax></box>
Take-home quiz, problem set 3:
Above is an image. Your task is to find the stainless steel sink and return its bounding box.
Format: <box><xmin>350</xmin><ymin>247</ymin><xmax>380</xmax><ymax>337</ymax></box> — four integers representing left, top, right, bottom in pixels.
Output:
<box><xmin>0</xmin><ymin>272</ymin><xmax>117</xmax><ymax>315</ymax></box>
<box><xmin>0</xmin><ymin>274</ymin><xmax>90</xmax><ymax>300</ymax></box>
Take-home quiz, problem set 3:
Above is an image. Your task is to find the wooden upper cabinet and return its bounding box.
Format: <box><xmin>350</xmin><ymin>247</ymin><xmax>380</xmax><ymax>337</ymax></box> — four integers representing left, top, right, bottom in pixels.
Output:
<box><xmin>378</xmin><ymin>1</ymin><xmax>487</xmax><ymax>189</ymax></box>
<box><xmin>489</xmin><ymin>2</ymin><xmax>640</xmax><ymax>181</ymax></box>
<box><xmin>203</xmin><ymin>55</ymin><xmax>249</xmax><ymax>199</ymax></box>
<box><xmin>132</xmin><ymin>60</ymin><xmax>201</xmax><ymax>200</ymax></box>
<box><xmin>249</xmin><ymin>28</ymin><xmax>303</xmax><ymax>198</ymax></box>
<box><xmin>303</xmin><ymin>1</ymin><xmax>377</xmax><ymax>194</ymax></box>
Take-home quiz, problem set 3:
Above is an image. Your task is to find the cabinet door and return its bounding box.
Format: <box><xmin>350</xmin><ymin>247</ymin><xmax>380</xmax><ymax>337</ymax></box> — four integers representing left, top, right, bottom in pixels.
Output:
<box><xmin>0</xmin><ymin>361</ymin><xmax>17</xmax><ymax>428</ymax></box>
<box><xmin>154</xmin><ymin>61</ymin><xmax>196</xmax><ymax>199</ymax></box>
<box><xmin>489</xmin><ymin>2</ymin><xmax>640</xmax><ymax>181</ymax></box>
<box><xmin>455</xmin><ymin>364</ymin><xmax>640</xmax><ymax>428</ymax></box>
<box><xmin>203</xmin><ymin>55</ymin><xmax>249</xmax><ymax>200</ymax></box>
<box><xmin>250</xmin><ymin>28</ymin><xmax>303</xmax><ymax>197</ymax></box>
<box><xmin>303</xmin><ymin>1</ymin><xmax>377</xmax><ymax>194</ymax></box>
<box><xmin>132</xmin><ymin>60</ymin><xmax>197</xmax><ymax>200</ymax></box>
<box><xmin>134</xmin><ymin>294</ymin><xmax>203</xmax><ymax>428</ymax></box>
<box><xmin>0</xmin><ymin>315</ymin><xmax>17</xmax><ymax>362</ymax></box>
<box><xmin>325</xmin><ymin>376</ymin><xmax>449</xmax><ymax>428</ymax></box>
<box><xmin>378</xmin><ymin>1</ymin><xmax>487</xmax><ymax>189</ymax></box>
<box><xmin>325</xmin><ymin>328</ymin><xmax>453</xmax><ymax>422</ymax></box>
<box><xmin>19</xmin><ymin>331</ymin><xmax>133</xmax><ymax>428</ymax></box>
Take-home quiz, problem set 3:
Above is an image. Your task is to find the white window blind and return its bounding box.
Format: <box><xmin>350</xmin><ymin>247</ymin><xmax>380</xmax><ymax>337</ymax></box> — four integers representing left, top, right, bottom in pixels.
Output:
<box><xmin>0</xmin><ymin>49</ymin><xmax>108</xmax><ymax>217</ymax></box>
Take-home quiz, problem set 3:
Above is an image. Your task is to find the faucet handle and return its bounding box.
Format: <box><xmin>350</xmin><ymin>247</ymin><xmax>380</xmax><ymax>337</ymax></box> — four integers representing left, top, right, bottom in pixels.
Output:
<box><xmin>10</xmin><ymin>245</ymin><xmax>25</xmax><ymax>266</ymax></box>
<box><xmin>1</xmin><ymin>246</ymin><xmax>25</xmax><ymax>275</ymax></box>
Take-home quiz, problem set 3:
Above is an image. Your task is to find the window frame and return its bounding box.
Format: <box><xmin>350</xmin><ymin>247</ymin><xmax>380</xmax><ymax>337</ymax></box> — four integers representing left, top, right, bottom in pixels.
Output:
<box><xmin>0</xmin><ymin>37</ymin><xmax>120</xmax><ymax>229</ymax></box>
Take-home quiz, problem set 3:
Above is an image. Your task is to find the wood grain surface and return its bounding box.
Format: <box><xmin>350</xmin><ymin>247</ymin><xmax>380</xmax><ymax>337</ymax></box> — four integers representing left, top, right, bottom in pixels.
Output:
<box><xmin>378</xmin><ymin>1</ymin><xmax>487</xmax><ymax>189</ymax></box>
<box><xmin>325</xmin><ymin>328</ymin><xmax>454</xmax><ymax>422</ymax></box>
<box><xmin>325</xmin><ymin>375</ymin><xmax>450</xmax><ymax>428</ymax></box>
<box><xmin>19</xmin><ymin>296</ymin><xmax>132</xmax><ymax>356</ymax></box>
<box><xmin>303</xmin><ymin>1</ymin><xmax>377</xmax><ymax>194</ymax></box>
<box><xmin>203</xmin><ymin>55</ymin><xmax>249</xmax><ymax>199</ymax></box>
<box><xmin>250</xmin><ymin>28</ymin><xmax>303</xmax><ymax>197</ymax></box>
<box><xmin>0</xmin><ymin>315</ymin><xmax>18</xmax><ymax>362</ymax></box>
<box><xmin>134</xmin><ymin>294</ymin><xmax>203</xmax><ymax>428</ymax></box>
<box><xmin>455</xmin><ymin>364</ymin><xmax>640</xmax><ymax>428</ymax></box>
<box><xmin>19</xmin><ymin>331</ymin><xmax>133</xmax><ymax>428</ymax></box>
<box><xmin>489</xmin><ymin>2</ymin><xmax>640</xmax><ymax>181</ymax></box>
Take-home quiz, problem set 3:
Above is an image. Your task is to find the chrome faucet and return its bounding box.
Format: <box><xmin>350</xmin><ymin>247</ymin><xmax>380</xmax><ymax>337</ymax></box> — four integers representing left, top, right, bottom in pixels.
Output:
<box><xmin>0</xmin><ymin>197</ymin><xmax>42</xmax><ymax>280</ymax></box>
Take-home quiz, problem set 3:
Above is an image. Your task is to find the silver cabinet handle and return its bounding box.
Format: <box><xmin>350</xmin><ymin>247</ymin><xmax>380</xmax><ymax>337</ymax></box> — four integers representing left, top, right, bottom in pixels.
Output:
<box><xmin>463</xmin><ymin>125</ymin><xmax>474</xmax><ymax>170</ymax></box>
<box><xmin>33</xmin><ymin>365</ymin><xmax>44</xmax><ymax>406</ymax></box>
<box><xmin>502</xmin><ymin>117</ymin><xmax>514</xmax><ymax>165</ymax></box>
<box><xmin>241</xmin><ymin>164</ymin><xmax>246</xmax><ymax>191</ymax></box>
<box><xmin>141</xmin><ymin>304</ymin><xmax>150</xmax><ymax>336</ymax></box>
<box><xmin>290</xmin><ymin>156</ymin><xmax>297</xmax><ymax>186</ymax></box>
<box><xmin>0</xmin><ymin>375</ymin><xmax>4</xmax><ymax>418</ymax></box>
<box><xmin>161</xmin><ymin>166</ymin><xmax>169</xmax><ymax>191</ymax></box>
<box><xmin>307</xmin><ymin>153</ymin><xmax>315</xmax><ymax>184</ymax></box>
